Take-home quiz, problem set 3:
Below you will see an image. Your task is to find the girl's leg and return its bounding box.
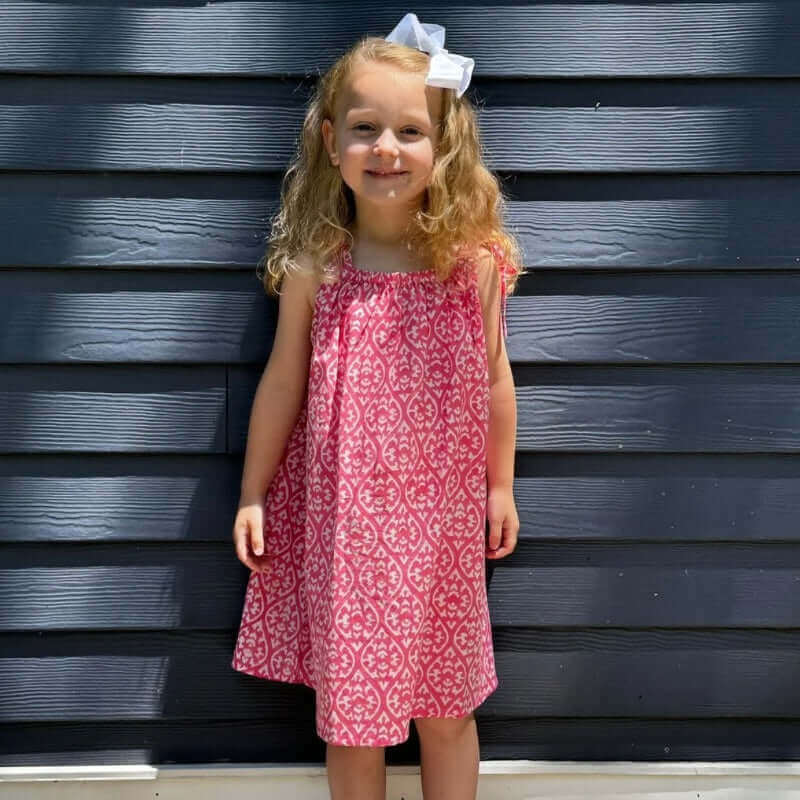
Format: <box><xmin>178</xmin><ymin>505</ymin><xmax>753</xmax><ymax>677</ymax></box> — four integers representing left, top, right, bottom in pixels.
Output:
<box><xmin>413</xmin><ymin>712</ymin><xmax>479</xmax><ymax>800</ymax></box>
<box><xmin>326</xmin><ymin>742</ymin><xmax>386</xmax><ymax>800</ymax></box>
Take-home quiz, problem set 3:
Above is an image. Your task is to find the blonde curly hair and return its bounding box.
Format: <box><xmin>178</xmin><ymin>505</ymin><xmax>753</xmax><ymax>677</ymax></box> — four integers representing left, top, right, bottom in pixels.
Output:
<box><xmin>257</xmin><ymin>34</ymin><xmax>524</xmax><ymax>298</ymax></box>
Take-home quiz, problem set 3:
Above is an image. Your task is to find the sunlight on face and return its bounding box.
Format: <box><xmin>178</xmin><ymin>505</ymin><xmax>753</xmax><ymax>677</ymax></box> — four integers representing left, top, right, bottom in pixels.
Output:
<box><xmin>324</xmin><ymin>61</ymin><xmax>443</xmax><ymax>206</ymax></box>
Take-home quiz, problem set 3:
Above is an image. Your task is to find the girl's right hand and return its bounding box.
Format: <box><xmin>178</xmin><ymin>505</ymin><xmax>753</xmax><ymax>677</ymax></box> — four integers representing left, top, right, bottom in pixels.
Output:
<box><xmin>232</xmin><ymin>502</ymin><xmax>271</xmax><ymax>573</ymax></box>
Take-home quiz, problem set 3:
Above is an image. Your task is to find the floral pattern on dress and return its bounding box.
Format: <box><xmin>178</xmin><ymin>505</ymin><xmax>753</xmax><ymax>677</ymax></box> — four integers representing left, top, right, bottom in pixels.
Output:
<box><xmin>232</xmin><ymin>243</ymin><xmax>506</xmax><ymax>746</ymax></box>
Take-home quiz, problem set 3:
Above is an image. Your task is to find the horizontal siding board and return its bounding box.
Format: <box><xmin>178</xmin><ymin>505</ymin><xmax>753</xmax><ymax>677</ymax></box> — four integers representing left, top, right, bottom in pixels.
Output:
<box><xmin>480</xmin><ymin>105</ymin><xmax>800</xmax><ymax>173</ymax></box>
<box><xmin>0</xmin><ymin>186</ymin><xmax>277</xmax><ymax>269</ymax></box>
<box><xmin>0</xmin><ymin>547</ymin><xmax>247</xmax><ymax>631</ymax></box>
<box><xmin>6</xmin><ymin>175</ymin><xmax>800</xmax><ymax>270</ymax></box>
<box><xmin>488</xmin><ymin>566</ymin><xmax>800</xmax><ymax>627</ymax></box>
<box><xmin>0</xmin><ymin>719</ymin><xmax>327</xmax><ymax>766</ymax></box>
<box><xmin>0</xmin><ymin>276</ymin><xmax>271</xmax><ymax>364</ymax></box>
<box><xmin>476</xmin><ymin>718</ymin><xmax>800</xmax><ymax>761</ymax></box>
<box><xmin>0</xmin><ymin>640</ymin><xmax>315</xmax><ymax>722</ymax></box>
<box><xmin>0</xmin><ymin>366</ymin><xmax>226</xmax><ymax>453</ymax></box>
<box><xmin>3</xmin><ymin>545</ymin><xmax>800</xmax><ymax>630</ymax></box>
<box><xmin>512</xmin><ymin>366</ymin><xmax>800</xmax><ymax>453</ymax></box>
<box><xmin>3</xmin><ymin>630</ymin><xmax>800</xmax><ymax>720</ymax></box>
<box><xmin>6</xmin><ymin>270</ymin><xmax>800</xmax><ymax>364</ymax></box>
<box><xmin>4</xmin><ymin>90</ymin><xmax>800</xmax><ymax>172</ymax></box>
<box><xmin>510</xmin><ymin>191</ymin><xmax>800</xmax><ymax>270</ymax></box>
<box><xmin>502</xmin><ymin>541</ymin><xmax>800</xmax><ymax>569</ymax></box>
<box><xmin>3</xmin><ymin>3</ymin><xmax>800</xmax><ymax>77</ymax></box>
<box><xmin>516</xmin><ymin>476</ymin><xmax>800</xmax><ymax>542</ymax></box>
<box><xmin>4</xmin><ymin>718</ymin><xmax>800</xmax><ymax>764</ymax></box>
<box><xmin>0</xmin><ymin>455</ymin><xmax>241</xmax><ymax>543</ymax></box>
<box><xmin>230</xmin><ymin>365</ymin><xmax>800</xmax><ymax>454</ymax></box>
<box><xmin>508</xmin><ymin>274</ymin><xmax>800</xmax><ymax>363</ymax></box>
<box><xmin>489</xmin><ymin>651</ymin><xmax>800</xmax><ymax>717</ymax></box>
<box><xmin>5</xmin><ymin>466</ymin><xmax>799</xmax><ymax>543</ymax></box>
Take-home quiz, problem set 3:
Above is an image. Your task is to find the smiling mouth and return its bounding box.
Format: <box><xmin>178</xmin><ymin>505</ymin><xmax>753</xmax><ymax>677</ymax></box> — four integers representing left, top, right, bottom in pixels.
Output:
<box><xmin>366</xmin><ymin>170</ymin><xmax>407</xmax><ymax>177</ymax></box>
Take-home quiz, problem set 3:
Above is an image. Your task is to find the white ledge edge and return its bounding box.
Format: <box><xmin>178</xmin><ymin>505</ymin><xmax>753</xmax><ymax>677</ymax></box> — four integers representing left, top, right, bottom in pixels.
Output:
<box><xmin>4</xmin><ymin>761</ymin><xmax>800</xmax><ymax>783</ymax></box>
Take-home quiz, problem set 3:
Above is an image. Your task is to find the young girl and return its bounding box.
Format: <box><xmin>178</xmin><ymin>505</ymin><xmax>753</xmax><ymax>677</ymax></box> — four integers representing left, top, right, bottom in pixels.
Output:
<box><xmin>231</xmin><ymin>12</ymin><xmax>522</xmax><ymax>799</ymax></box>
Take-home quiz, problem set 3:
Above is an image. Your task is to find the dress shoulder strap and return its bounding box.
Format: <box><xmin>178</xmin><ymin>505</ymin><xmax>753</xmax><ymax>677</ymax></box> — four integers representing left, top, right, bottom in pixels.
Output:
<box><xmin>471</xmin><ymin>241</ymin><xmax>511</xmax><ymax>341</ymax></box>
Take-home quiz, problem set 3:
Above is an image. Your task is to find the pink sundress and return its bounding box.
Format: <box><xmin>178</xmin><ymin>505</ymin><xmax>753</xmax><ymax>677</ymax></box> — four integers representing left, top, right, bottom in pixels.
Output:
<box><xmin>231</xmin><ymin>241</ymin><xmax>511</xmax><ymax>747</ymax></box>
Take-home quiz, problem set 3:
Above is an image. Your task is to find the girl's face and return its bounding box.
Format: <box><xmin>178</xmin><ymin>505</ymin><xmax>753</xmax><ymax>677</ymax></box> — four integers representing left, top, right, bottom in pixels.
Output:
<box><xmin>322</xmin><ymin>61</ymin><xmax>443</xmax><ymax>209</ymax></box>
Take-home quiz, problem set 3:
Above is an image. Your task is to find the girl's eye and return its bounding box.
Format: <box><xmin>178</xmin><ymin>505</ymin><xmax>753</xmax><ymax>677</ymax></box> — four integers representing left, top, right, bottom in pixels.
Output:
<box><xmin>353</xmin><ymin>124</ymin><xmax>422</xmax><ymax>135</ymax></box>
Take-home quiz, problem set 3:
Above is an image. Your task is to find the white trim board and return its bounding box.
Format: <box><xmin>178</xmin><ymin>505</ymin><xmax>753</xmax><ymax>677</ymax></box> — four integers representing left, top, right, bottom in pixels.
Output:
<box><xmin>2</xmin><ymin>762</ymin><xmax>800</xmax><ymax>799</ymax></box>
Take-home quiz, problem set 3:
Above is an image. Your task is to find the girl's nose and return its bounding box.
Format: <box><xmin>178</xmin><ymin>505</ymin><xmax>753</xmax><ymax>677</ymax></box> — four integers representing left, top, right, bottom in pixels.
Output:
<box><xmin>373</xmin><ymin>129</ymin><xmax>400</xmax><ymax>156</ymax></box>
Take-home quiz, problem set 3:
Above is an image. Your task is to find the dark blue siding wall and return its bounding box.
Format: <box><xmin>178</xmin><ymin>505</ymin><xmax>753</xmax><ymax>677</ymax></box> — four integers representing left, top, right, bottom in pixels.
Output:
<box><xmin>2</xmin><ymin>2</ymin><xmax>800</xmax><ymax>766</ymax></box>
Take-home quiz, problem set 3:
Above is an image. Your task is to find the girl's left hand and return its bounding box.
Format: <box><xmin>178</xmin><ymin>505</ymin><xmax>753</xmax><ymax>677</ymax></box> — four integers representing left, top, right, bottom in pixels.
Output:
<box><xmin>485</xmin><ymin>486</ymin><xmax>519</xmax><ymax>559</ymax></box>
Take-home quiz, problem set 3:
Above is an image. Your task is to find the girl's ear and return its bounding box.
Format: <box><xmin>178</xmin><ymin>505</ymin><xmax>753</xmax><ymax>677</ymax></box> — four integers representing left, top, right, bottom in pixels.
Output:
<box><xmin>321</xmin><ymin>118</ymin><xmax>338</xmax><ymax>165</ymax></box>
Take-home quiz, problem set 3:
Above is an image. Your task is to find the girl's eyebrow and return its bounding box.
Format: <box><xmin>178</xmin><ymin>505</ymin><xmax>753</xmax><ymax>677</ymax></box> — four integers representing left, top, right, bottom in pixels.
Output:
<box><xmin>346</xmin><ymin>108</ymin><xmax>430</xmax><ymax>126</ymax></box>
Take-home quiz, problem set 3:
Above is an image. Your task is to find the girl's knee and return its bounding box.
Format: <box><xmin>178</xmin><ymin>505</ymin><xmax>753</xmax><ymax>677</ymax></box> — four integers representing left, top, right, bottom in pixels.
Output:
<box><xmin>413</xmin><ymin>712</ymin><xmax>475</xmax><ymax>742</ymax></box>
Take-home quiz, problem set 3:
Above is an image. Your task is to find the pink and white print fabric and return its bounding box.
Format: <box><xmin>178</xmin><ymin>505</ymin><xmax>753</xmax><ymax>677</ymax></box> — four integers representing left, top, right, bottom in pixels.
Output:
<box><xmin>232</xmin><ymin>243</ymin><xmax>508</xmax><ymax>746</ymax></box>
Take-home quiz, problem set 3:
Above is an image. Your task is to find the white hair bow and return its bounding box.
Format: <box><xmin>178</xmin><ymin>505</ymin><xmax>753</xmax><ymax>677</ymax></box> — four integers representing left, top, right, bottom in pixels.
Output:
<box><xmin>384</xmin><ymin>12</ymin><xmax>474</xmax><ymax>98</ymax></box>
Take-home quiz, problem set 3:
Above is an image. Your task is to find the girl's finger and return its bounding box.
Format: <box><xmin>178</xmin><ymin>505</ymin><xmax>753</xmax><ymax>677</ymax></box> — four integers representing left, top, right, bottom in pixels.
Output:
<box><xmin>249</xmin><ymin>522</ymin><xmax>265</xmax><ymax>556</ymax></box>
<box><xmin>235</xmin><ymin>531</ymin><xmax>265</xmax><ymax>572</ymax></box>
<box><xmin>487</xmin><ymin>516</ymin><xmax>503</xmax><ymax>551</ymax></box>
<box><xmin>486</xmin><ymin>526</ymin><xmax>517</xmax><ymax>559</ymax></box>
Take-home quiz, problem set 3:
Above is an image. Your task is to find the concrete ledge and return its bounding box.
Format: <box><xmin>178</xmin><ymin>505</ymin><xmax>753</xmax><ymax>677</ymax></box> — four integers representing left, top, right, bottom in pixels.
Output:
<box><xmin>3</xmin><ymin>761</ymin><xmax>800</xmax><ymax>799</ymax></box>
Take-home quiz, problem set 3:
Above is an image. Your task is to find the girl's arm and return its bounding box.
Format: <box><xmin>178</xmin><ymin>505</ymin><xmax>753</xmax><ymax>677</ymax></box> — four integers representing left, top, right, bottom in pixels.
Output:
<box><xmin>239</xmin><ymin>255</ymin><xmax>317</xmax><ymax>506</ymax></box>
<box><xmin>475</xmin><ymin>247</ymin><xmax>517</xmax><ymax>491</ymax></box>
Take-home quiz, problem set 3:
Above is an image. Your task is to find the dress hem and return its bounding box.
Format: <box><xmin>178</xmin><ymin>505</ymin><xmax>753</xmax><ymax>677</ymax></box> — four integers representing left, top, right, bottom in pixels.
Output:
<box><xmin>230</xmin><ymin>659</ymin><xmax>500</xmax><ymax>748</ymax></box>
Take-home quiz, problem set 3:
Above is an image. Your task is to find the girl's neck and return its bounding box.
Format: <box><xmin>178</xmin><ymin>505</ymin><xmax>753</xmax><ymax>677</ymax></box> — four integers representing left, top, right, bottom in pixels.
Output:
<box><xmin>349</xmin><ymin>227</ymin><xmax>431</xmax><ymax>273</ymax></box>
<box><xmin>350</xmin><ymin>194</ymin><xmax>423</xmax><ymax>246</ymax></box>
<box><xmin>351</xmin><ymin>225</ymin><xmax>409</xmax><ymax>248</ymax></box>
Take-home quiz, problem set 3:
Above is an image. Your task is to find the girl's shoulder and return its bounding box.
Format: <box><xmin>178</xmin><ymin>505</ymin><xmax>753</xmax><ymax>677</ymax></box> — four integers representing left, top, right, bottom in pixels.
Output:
<box><xmin>284</xmin><ymin>249</ymin><xmax>323</xmax><ymax>312</ymax></box>
<box><xmin>457</xmin><ymin>240</ymin><xmax>516</xmax><ymax>340</ymax></box>
<box><xmin>455</xmin><ymin>240</ymin><xmax>511</xmax><ymax>283</ymax></box>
